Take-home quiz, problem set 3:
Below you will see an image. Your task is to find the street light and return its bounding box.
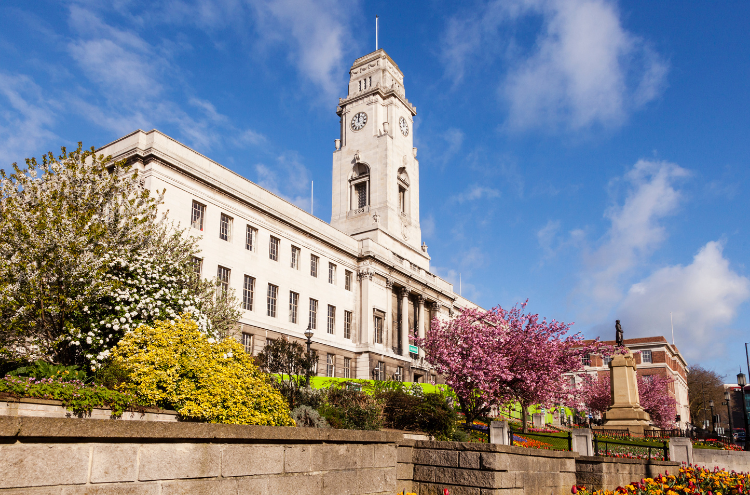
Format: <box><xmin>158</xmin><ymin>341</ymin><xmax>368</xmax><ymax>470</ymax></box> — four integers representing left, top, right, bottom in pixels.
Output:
<box><xmin>723</xmin><ymin>390</ymin><xmax>734</xmax><ymax>444</ymax></box>
<box><xmin>709</xmin><ymin>399</ymin><xmax>715</xmax><ymax>435</ymax></box>
<box><xmin>304</xmin><ymin>325</ymin><xmax>314</xmax><ymax>387</ymax></box>
<box><xmin>738</xmin><ymin>371</ymin><xmax>750</xmax><ymax>452</ymax></box>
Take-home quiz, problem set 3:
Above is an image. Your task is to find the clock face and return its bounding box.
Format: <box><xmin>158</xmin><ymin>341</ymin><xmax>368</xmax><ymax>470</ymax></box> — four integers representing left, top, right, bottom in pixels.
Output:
<box><xmin>351</xmin><ymin>112</ymin><xmax>367</xmax><ymax>131</ymax></box>
<box><xmin>399</xmin><ymin>116</ymin><xmax>409</xmax><ymax>136</ymax></box>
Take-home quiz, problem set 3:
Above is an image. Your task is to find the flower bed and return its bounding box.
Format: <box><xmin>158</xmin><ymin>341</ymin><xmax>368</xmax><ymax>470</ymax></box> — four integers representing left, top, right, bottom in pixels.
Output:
<box><xmin>572</xmin><ymin>465</ymin><xmax>750</xmax><ymax>495</ymax></box>
<box><xmin>0</xmin><ymin>376</ymin><xmax>144</xmax><ymax>417</ymax></box>
<box><xmin>692</xmin><ymin>439</ymin><xmax>743</xmax><ymax>451</ymax></box>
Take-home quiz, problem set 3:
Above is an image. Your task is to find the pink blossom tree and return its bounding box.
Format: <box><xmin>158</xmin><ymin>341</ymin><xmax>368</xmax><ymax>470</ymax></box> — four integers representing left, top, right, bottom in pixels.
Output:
<box><xmin>577</xmin><ymin>372</ymin><xmax>677</xmax><ymax>429</ymax></box>
<box><xmin>414</xmin><ymin>301</ymin><xmax>608</xmax><ymax>431</ymax></box>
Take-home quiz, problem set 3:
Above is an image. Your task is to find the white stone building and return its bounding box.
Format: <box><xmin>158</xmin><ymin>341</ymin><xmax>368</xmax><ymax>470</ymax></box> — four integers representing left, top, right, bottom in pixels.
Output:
<box><xmin>98</xmin><ymin>49</ymin><xmax>479</xmax><ymax>383</ymax></box>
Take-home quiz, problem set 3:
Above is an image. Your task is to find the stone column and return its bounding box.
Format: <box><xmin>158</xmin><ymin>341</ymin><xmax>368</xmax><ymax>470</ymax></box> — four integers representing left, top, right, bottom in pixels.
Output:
<box><xmin>358</xmin><ymin>270</ymin><xmax>372</xmax><ymax>345</ymax></box>
<box><xmin>571</xmin><ymin>429</ymin><xmax>594</xmax><ymax>456</ymax></box>
<box><xmin>490</xmin><ymin>421</ymin><xmax>509</xmax><ymax>445</ymax></box>
<box><xmin>385</xmin><ymin>279</ymin><xmax>393</xmax><ymax>350</ymax></box>
<box><xmin>399</xmin><ymin>287</ymin><xmax>409</xmax><ymax>357</ymax></box>
<box><xmin>417</xmin><ymin>295</ymin><xmax>425</xmax><ymax>358</ymax></box>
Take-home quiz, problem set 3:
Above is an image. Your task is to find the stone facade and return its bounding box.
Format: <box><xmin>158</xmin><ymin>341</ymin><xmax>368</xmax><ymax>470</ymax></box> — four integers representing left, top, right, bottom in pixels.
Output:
<box><xmin>96</xmin><ymin>48</ymin><xmax>479</xmax><ymax>383</ymax></box>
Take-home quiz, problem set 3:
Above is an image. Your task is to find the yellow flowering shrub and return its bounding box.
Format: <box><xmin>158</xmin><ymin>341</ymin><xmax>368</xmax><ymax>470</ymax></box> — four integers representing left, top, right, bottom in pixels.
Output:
<box><xmin>111</xmin><ymin>316</ymin><xmax>294</xmax><ymax>426</ymax></box>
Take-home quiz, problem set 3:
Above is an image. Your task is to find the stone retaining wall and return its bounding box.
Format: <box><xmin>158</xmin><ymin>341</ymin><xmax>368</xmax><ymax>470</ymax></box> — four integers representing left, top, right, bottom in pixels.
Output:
<box><xmin>693</xmin><ymin>449</ymin><xmax>750</xmax><ymax>473</ymax></box>
<box><xmin>0</xmin><ymin>398</ymin><xmax>178</xmax><ymax>422</ymax></box>
<box><xmin>576</xmin><ymin>456</ymin><xmax>679</xmax><ymax>491</ymax></box>
<box><xmin>0</xmin><ymin>416</ymin><xmax>399</xmax><ymax>494</ymax></box>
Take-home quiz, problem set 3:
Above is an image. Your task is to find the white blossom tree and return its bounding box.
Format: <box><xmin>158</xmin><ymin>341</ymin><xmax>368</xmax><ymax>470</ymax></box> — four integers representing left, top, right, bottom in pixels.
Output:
<box><xmin>0</xmin><ymin>143</ymin><xmax>239</xmax><ymax>369</ymax></box>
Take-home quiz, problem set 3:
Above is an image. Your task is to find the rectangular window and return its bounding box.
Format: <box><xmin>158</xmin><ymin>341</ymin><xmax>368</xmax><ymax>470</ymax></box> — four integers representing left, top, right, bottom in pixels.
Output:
<box><xmin>241</xmin><ymin>333</ymin><xmax>253</xmax><ymax>354</ymax></box>
<box><xmin>220</xmin><ymin>213</ymin><xmax>232</xmax><ymax>241</ymax></box>
<box><xmin>191</xmin><ymin>256</ymin><xmax>203</xmax><ymax>277</ymax></box>
<box><xmin>245</xmin><ymin>225</ymin><xmax>257</xmax><ymax>251</ymax></box>
<box><xmin>328</xmin><ymin>263</ymin><xmax>336</xmax><ymax>285</ymax></box>
<box><xmin>191</xmin><ymin>200</ymin><xmax>205</xmax><ymax>231</ymax></box>
<box><xmin>395</xmin><ymin>366</ymin><xmax>403</xmax><ymax>382</ymax></box>
<box><xmin>603</xmin><ymin>356</ymin><xmax>612</xmax><ymax>366</ymax></box>
<box><xmin>343</xmin><ymin>357</ymin><xmax>351</xmax><ymax>379</ymax></box>
<box><xmin>308</xmin><ymin>298</ymin><xmax>318</xmax><ymax>330</ymax></box>
<box><xmin>327</xmin><ymin>305</ymin><xmax>335</xmax><ymax>334</ymax></box>
<box><xmin>374</xmin><ymin>361</ymin><xmax>384</xmax><ymax>381</ymax></box>
<box><xmin>310</xmin><ymin>255</ymin><xmax>319</xmax><ymax>277</ymax></box>
<box><xmin>641</xmin><ymin>350</ymin><xmax>652</xmax><ymax>363</ymax></box>
<box><xmin>345</xmin><ymin>270</ymin><xmax>352</xmax><ymax>291</ymax></box>
<box><xmin>267</xmin><ymin>284</ymin><xmax>278</xmax><ymax>317</ymax></box>
<box><xmin>344</xmin><ymin>311</ymin><xmax>352</xmax><ymax>339</ymax></box>
<box><xmin>269</xmin><ymin>236</ymin><xmax>279</xmax><ymax>261</ymax></box>
<box><xmin>291</xmin><ymin>246</ymin><xmax>300</xmax><ymax>269</ymax></box>
<box><xmin>581</xmin><ymin>353</ymin><xmax>591</xmax><ymax>366</ymax></box>
<box><xmin>374</xmin><ymin>315</ymin><xmax>383</xmax><ymax>344</ymax></box>
<box><xmin>399</xmin><ymin>186</ymin><xmax>406</xmax><ymax>213</ymax></box>
<box><xmin>242</xmin><ymin>275</ymin><xmax>255</xmax><ymax>311</ymax></box>
<box><xmin>355</xmin><ymin>182</ymin><xmax>367</xmax><ymax>208</ymax></box>
<box><xmin>217</xmin><ymin>266</ymin><xmax>230</xmax><ymax>297</ymax></box>
<box><xmin>289</xmin><ymin>291</ymin><xmax>299</xmax><ymax>324</ymax></box>
<box><xmin>326</xmin><ymin>354</ymin><xmax>335</xmax><ymax>377</ymax></box>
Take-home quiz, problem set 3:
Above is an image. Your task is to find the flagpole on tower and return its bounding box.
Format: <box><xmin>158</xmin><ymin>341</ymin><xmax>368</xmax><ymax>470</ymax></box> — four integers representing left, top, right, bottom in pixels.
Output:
<box><xmin>376</xmin><ymin>16</ymin><xmax>379</xmax><ymax>50</ymax></box>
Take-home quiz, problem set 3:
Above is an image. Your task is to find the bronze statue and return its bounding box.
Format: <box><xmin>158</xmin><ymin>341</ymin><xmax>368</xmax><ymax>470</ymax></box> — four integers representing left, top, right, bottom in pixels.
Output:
<box><xmin>615</xmin><ymin>320</ymin><xmax>624</xmax><ymax>347</ymax></box>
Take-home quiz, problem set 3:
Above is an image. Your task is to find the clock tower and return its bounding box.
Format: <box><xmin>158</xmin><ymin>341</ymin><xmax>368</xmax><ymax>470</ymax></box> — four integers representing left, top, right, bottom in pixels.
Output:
<box><xmin>331</xmin><ymin>49</ymin><xmax>425</xmax><ymax>259</ymax></box>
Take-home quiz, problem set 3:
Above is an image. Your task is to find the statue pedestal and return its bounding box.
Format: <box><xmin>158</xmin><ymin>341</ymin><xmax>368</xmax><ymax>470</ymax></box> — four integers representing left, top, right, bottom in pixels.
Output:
<box><xmin>601</xmin><ymin>350</ymin><xmax>652</xmax><ymax>436</ymax></box>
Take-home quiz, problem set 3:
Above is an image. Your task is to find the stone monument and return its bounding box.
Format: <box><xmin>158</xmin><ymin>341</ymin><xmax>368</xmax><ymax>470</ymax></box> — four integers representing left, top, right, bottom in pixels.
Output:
<box><xmin>602</xmin><ymin>321</ymin><xmax>652</xmax><ymax>436</ymax></box>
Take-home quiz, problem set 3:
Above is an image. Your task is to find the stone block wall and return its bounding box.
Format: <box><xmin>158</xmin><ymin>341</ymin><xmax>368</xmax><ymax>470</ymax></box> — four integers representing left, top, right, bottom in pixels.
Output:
<box><xmin>693</xmin><ymin>449</ymin><xmax>750</xmax><ymax>473</ymax></box>
<box><xmin>576</xmin><ymin>456</ymin><xmax>679</xmax><ymax>491</ymax></box>
<box><xmin>408</xmin><ymin>440</ymin><xmax>578</xmax><ymax>495</ymax></box>
<box><xmin>0</xmin><ymin>417</ymin><xmax>399</xmax><ymax>495</ymax></box>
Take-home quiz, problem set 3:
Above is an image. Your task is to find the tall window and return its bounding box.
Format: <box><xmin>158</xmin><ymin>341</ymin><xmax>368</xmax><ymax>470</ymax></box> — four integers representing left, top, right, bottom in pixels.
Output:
<box><xmin>326</xmin><ymin>354</ymin><xmax>335</xmax><ymax>377</ymax></box>
<box><xmin>269</xmin><ymin>236</ymin><xmax>279</xmax><ymax>261</ymax></box>
<box><xmin>289</xmin><ymin>291</ymin><xmax>299</xmax><ymax>324</ymax></box>
<box><xmin>191</xmin><ymin>201</ymin><xmax>205</xmax><ymax>231</ymax></box>
<box><xmin>291</xmin><ymin>246</ymin><xmax>300</xmax><ymax>269</ymax></box>
<box><xmin>191</xmin><ymin>257</ymin><xmax>203</xmax><ymax>277</ymax></box>
<box><xmin>373</xmin><ymin>361</ymin><xmax>384</xmax><ymax>381</ymax></box>
<box><xmin>327</xmin><ymin>305</ymin><xmax>335</xmax><ymax>334</ymax></box>
<box><xmin>344</xmin><ymin>311</ymin><xmax>352</xmax><ymax>339</ymax></box>
<box><xmin>345</xmin><ymin>270</ymin><xmax>352</xmax><ymax>291</ymax></box>
<box><xmin>399</xmin><ymin>186</ymin><xmax>406</xmax><ymax>213</ymax></box>
<box><xmin>355</xmin><ymin>182</ymin><xmax>367</xmax><ymax>208</ymax></box>
<box><xmin>581</xmin><ymin>353</ymin><xmax>591</xmax><ymax>366</ymax></box>
<box><xmin>241</xmin><ymin>333</ymin><xmax>253</xmax><ymax>354</ymax></box>
<box><xmin>395</xmin><ymin>366</ymin><xmax>403</xmax><ymax>382</ymax></box>
<box><xmin>219</xmin><ymin>213</ymin><xmax>232</xmax><ymax>241</ymax></box>
<box><xmin>310</xmin><ymin>255</ymin><xmax>319</xmax><ymax>277</ymax></box>
<box><xmin>603</xmin><ymin>356</ymin><xmax>612</xmax><ymax>366</ymax></box>
<box><xmin>328</xmin><ymin>263</ymin><xmax>336</xmax><ymax>285</ymax></box>
<box><xmin>242</xmin><ymin>275</ymin><xmax>254</xmax><ymax>311</ymax></box>
<box><xmin>267</xmin><ymin>284</ymin><xmax>278</xmax><ymax>317</ymax></box>
<box><xmin>217</xmin><ymin>266</ymin><xmax>230</xmax><ymax>297</ymax></box>
<box><xmin>343</xmin><ymin>357</ymin><xmax>351</xmax><ymax>379</ymax></box>
<box><xmin>308</xmin><ymin>298</ymin><xmax>318</xmax><ymax>330</ymax></box>
<box><xmin>374</xmin><ymin>315</ymin><xmax>383</xmax><ymax>344</ymax></box>
<box><xmin>245</xmin><ymin>225</ymin><xmax>257</xmax><ymax>251</ymax></box>
<box><xmin>641</xmin><ymin>350</ymin><xmax>653</xmax><ymax>364</ymax></box>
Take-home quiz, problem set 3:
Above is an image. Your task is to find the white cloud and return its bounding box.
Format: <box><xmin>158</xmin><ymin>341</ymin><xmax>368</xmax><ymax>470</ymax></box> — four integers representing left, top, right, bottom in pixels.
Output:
<box><xmin>254</xmin><ymin>151</ymin><xmax>313</xmax><ymax>211</ymax></box>
<box><xmin>0</xmin><ymin>73</ymin><xmax>58</xmax><ymax>163</ymax></box>
<box><xmin>577</xmin><ymin>159</ymin><xmax>689</xmax><ymax>319</ymax></box>
<box><xmin>450</xmin><ymin>184</ymin><xmax>501</xmax><ymax>204</ymax></box>
<box><xmin>442</xmin><ymin>0</ymin><xmax>668</xmax><ymax>130</ymax></box>
<box><xmin>617</xmin><ymin>241</ymin><xmax>750</xmax><ymax>361</ymax></box>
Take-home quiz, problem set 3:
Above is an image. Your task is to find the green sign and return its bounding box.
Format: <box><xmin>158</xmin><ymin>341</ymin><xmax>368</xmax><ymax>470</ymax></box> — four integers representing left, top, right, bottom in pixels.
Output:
<box><xmin>409</xmin><ymin>345</ymin><xmax>419</xmax><ymax>354</ymax></box>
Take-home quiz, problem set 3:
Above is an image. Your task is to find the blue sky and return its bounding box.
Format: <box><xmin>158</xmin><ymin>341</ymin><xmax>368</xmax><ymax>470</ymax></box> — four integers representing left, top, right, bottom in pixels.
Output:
<box><xmin>1</xmin><ymin>0</ymin><xmax>749</xmax><ymax>379</ymax></box>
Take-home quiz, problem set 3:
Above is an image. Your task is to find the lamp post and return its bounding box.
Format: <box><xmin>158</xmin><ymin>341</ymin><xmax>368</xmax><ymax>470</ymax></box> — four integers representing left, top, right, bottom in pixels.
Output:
<box><xmin>738</xmin><ymin>371</ymin><xmax>750</xmax><ymax>451</ymax></box>
<box><xmin>723</xmin><ymin>390</ymin><xmax>734</xmax><ymax>444</ymax></box>
<box><xmin>709</xmin><ymin>399</ymin><xmax>715</xmax><ymax>435</ymax></box>
<box><xmin>304</xmin><ymin>325</ymin><xmax>314</xmax><ymax>387</ymax></box>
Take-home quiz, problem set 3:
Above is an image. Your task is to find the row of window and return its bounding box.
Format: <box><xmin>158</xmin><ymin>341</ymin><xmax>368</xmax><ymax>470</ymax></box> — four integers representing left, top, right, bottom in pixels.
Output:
<box><xmin>324</xmin><ymin>354</ymin><xmax>352</xmax><ymax>378</ymax></box>
<box><xmin>205</xmin><ymin>260</ymin><xmax>353</xmax><ymax>338</ymax></box>
<box><xmin>372</xmin><ymin>361</ymin><xmax>404</xmax><ymax>382</ymax></box>
<box><xmin>583</xmin><ymin>349</ymin><xmax>654</xmax><ymax>367</ymax></box>
<box><xmin>192</xmin><ymin>201</ymin><xmax>353</xmax><ymax>289</ymax></box>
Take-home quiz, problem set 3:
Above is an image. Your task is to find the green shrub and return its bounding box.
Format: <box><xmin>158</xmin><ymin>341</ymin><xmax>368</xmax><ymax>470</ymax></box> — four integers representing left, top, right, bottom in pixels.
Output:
<box><xmin>8</xmin><ymin>360</ymin><xmax>88</xmax><ymax>382</ymax></box>
<box><xmin>0</xmin><ymin>376</ymin><xmax>142</xmax><ymax>417</ymax></box>
<box><xmin>319</xmin><ymin>385</ymin><xmax>383</xmax><ymax>430</ymax></box>
<box><xmin>291</xmin><ymin>405</ymin><xmax>329</xmax><ymax>428</ymax></box>
<box><xmin>379</xmin><ymin>390</ymin><xmax>457</xmax><ymax>440</ymax></box>
<box><xmin>111</xmin><ymin>316</ymin><xmax>294</xmax><ymax>426</ymax></box>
